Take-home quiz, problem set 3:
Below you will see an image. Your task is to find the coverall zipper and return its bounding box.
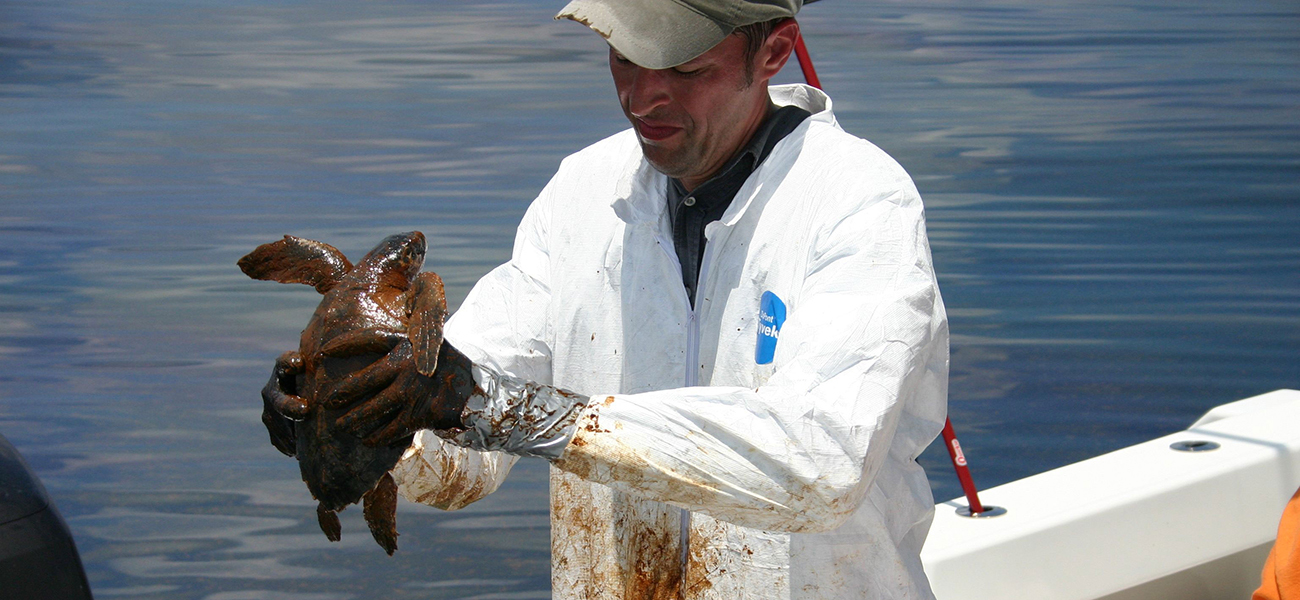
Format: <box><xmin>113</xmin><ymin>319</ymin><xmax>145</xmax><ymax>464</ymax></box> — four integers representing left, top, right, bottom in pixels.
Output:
<box><xmin>654</xmin><ymin>222</ymin><xmax>724</xmax><ymax>594</ymax></box>
<box><xmin>653</xmin><ymin>227</ymin><xmax>706</xmax><ymax>587</ymax></box>
<box><xmin>651</xmin><ymin>229</ymin><xmax>700</xmax><ymax>388</ymax></box>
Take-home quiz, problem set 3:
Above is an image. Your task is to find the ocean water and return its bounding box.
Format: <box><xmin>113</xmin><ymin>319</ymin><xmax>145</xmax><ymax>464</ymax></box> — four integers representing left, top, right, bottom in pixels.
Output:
<box><xmin>1</xmin><ymin>0</ymin><xmax>1296</xmax><ymax>597</ymax></box>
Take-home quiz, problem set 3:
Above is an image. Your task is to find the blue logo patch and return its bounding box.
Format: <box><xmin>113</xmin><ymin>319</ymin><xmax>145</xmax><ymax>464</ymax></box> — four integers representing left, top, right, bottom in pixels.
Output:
<box><xmin>755</xmin><ymin>291</ymin><xmax>786</xmax><ymax>365</ymax></box>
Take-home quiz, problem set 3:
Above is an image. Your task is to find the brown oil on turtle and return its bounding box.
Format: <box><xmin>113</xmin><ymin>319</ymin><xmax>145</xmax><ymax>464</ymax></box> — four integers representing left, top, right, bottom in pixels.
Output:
<box><xmin>237</xmin><ymin>231</ymin><xmax>445</xmax><ymax>555</ymax></box>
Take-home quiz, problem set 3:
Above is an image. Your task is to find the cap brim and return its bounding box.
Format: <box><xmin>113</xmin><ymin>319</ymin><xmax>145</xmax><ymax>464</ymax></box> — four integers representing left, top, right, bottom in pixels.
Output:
<box><xmin>557</xmin><ymin>0</ymin><xmax>731</xmax><ymax>70</ymax></box>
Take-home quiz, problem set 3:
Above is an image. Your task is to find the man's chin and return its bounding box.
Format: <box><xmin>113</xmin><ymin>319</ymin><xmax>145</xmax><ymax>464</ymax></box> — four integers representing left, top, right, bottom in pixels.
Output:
<box><xmin>637</xmin><ymin>143</ymin><xmax>692</xmax><ymax>179</ymax></box>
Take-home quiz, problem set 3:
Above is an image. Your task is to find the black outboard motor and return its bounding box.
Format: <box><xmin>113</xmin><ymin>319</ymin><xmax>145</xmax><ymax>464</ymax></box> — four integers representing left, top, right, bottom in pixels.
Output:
<box><xmin>0</xmin><ymin>433</ymin><xmax>93</xmax><ymax>599</ymax></box>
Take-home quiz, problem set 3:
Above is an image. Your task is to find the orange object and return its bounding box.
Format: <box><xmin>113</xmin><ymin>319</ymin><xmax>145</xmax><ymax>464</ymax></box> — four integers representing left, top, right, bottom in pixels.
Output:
<box><xmin>1255</xmin><ymin>487</ymin><xmax>1300</xmax><ymax>600</ymax></box>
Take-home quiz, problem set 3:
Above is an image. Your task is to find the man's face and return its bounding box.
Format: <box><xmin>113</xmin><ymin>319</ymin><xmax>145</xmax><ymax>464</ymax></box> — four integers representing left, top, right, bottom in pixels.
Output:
<box><xmin>610</xmin><ymin>34</ymin><xmax>769</xmax><ymax>189</ymax></box>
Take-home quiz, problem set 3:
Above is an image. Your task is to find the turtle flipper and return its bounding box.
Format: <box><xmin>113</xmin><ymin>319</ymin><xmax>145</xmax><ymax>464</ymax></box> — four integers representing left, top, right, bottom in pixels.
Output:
<box><xmin>238</xmin><ymin>235</ymin><xmax>353</xmax><ymax>294</ymax></box>
<box><xmin>363</xmin><ymin>472</ymin><xmax>400</xmax><ymax>555</ymax></box>
<box><xmin>407</xmin><ymin>271</ymin><xmax>447</xmax><ymax>377</ymax></box>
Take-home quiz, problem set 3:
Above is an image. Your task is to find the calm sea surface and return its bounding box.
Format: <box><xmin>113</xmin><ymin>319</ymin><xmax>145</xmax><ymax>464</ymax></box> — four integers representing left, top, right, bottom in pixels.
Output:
<box><xmin>2</xmin><ymin>0</ymin><xmax>1297</xmax><ymax>597</ymax></box>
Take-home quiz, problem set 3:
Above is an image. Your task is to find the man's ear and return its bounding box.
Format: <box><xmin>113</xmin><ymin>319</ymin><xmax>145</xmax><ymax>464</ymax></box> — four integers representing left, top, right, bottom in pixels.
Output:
<box><xmin>754</xmin><ymin>19</ymin><xmax>800</xmax><ymax>83</ymax></box>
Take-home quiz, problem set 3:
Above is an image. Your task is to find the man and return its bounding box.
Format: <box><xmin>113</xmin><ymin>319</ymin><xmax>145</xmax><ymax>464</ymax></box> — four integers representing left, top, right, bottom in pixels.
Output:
<box><xmin>265</xmin><ymin>0</ymin><xmax>948</xmax><ymax>597</ymax></box>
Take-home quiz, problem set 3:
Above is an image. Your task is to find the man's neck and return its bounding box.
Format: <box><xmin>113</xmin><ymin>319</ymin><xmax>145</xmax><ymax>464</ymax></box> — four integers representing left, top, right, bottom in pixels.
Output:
<box><xmin>679</xmin><ymin>100</ymin><xmax>776</xmax><ymax>193</ymax></box>
<box><xmin>664</xmin><ymin>102</ymin><xmax>813</xmax><ymax>307</ymax></box>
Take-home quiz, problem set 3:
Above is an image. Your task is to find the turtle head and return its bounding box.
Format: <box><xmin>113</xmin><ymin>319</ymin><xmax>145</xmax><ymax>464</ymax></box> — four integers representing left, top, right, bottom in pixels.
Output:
<box><xmin>356</xmin><ymin>231</ymin><xmax>427</xmax><ymax>287</ymax></box>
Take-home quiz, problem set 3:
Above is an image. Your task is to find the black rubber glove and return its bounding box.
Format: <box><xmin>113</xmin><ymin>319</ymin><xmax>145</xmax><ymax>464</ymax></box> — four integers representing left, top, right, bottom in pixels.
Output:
<box><xmin>333</xmin><ymin>339</ymin><xmax>590</xmax><ymax>460</ymax></box>
<box><xmin>331</xmin><ymin>338</ymin><xmax>479</xmax><ymax>446</ymax></box>
<box><xmin>259</xmin><ymin>338</ymin><xmax>478</xmax><ymax>451</ymax></box>
<box><xmin>261</xmin><ymin>351</ymin><xmax>304</xmax><ymax>457</ymax></box>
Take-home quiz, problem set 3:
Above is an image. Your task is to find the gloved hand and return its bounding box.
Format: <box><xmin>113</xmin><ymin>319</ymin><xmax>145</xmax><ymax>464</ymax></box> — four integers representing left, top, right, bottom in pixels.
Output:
<box><xmin>328</xmin><ymin>337</ymin><xmax>593</xmax><ymax>460</ymax></box>
<box><xmin>258</xmin><ymin>337</ymin><xmax>478</xmax><ymax>451</ymax></box>
<box><xmin>260</xmin><ymin>351</ymin><xmax>304</xmax><ymax>457</ymax></box>
<box><xmin>261</xmin><ymin>334</ymin><xmax>591</xmax><ymax>460</ymax></box>
<box><xmin>331</xmin><ymin>338</ymin><xmax>478</xmax><ymax>447</ymax></box>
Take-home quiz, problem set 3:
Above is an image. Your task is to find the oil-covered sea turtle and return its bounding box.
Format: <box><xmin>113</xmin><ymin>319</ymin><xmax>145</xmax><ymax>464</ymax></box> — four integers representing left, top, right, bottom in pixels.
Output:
<box><xmin>237</xmin><ymin>231</ymin><xmax>445</xmax><ymax>555</ymax></box>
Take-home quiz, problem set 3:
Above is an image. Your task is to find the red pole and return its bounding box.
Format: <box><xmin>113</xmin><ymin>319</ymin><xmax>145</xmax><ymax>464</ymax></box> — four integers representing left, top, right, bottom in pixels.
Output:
<box><xmin>941</xmin><ymin>420</ymin><xmax>985</xmax><ymax>514</ymax></box>
<box><xmin>793</xmin><ymin>33</ymin><xmax>823</xmax><ymax>90</ymax></box>
<box><xmin>792</xmin><ymin>27</ymin><xmax>990</xmax><ymax>517</ymax></box>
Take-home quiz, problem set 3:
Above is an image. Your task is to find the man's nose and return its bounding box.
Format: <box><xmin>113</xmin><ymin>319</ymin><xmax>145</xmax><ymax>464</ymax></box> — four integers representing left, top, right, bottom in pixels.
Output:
<box><xmin>625</xmin><ymin>67</ymin><xmax>672</xmax><ymax>117</ymax></box>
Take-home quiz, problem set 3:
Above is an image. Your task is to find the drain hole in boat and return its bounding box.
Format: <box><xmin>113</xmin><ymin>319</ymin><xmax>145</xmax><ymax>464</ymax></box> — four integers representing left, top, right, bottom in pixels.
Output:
<box><xmin>956</xmin><ymin>505</ymin><xmax>1007</xmax><ymax>518</ymax></box>
<box><xmin>1170</xmin><ymin>440</ymin><xmax>1220</xmax><ymax>452</ymax></box>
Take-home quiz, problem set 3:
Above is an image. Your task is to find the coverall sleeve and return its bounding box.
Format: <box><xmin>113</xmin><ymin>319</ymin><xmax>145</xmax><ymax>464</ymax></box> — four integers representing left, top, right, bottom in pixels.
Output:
<box><xmin>393</xmin><ymin>189</ymin><xmax>556</xmax><ymax>509</ymax></box>
<box><xmin>553</xmin><ymin>187</ymin><xmax>948</xmax><ymax>533</ymax></box>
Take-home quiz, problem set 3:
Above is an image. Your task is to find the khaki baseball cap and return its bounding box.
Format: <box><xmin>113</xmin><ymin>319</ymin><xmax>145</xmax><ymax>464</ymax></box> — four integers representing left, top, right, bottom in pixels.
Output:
<box><xmin>556</xmin><ymin>0</ymin><xmax>803</xmax><ymax>70</ymax></box>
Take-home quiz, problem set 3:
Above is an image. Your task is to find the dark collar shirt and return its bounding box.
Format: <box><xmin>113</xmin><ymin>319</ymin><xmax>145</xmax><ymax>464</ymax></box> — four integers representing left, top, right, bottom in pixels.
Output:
<box><xmin>667</xmin><ymin>104</ymin><xmax>811</xmax><ymax>306</ymax></box>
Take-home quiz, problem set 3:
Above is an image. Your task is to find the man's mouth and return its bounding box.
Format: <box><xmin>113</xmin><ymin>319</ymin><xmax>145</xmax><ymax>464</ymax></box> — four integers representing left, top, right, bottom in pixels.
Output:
<box><xmin>634</xmin><ymin>119</ymin><xmax>682</xmax><ymax>143</ymax></box>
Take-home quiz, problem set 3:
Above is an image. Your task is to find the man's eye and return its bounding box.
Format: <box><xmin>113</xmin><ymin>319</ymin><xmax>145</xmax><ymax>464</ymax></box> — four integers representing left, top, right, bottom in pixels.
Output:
<box><xmin>673</xmin><ymin>66</ymin><xmax>702</xmax><ymax>77</ymax></box>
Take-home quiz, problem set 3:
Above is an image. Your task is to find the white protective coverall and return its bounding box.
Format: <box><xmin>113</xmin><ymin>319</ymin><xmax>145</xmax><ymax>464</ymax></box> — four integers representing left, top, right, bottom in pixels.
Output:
<box><xmin>392</xmin><ymin>83</ymin><xmax>949</xmax><ymax>600</ymax></box>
